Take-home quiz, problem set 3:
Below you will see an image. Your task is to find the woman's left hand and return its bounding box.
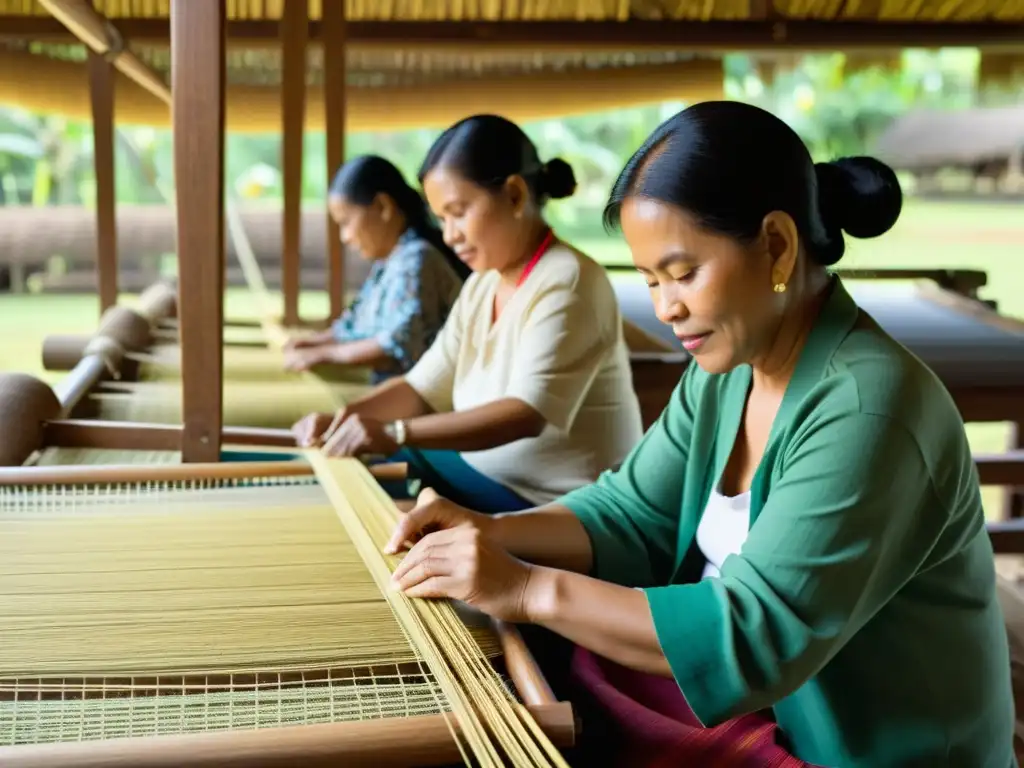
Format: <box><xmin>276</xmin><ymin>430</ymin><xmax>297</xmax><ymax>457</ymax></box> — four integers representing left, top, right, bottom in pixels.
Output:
<box><xmin>322</xmin><ymin>414</ymin><xmax>398</xmax><ymax>457</ymax></box>
<box><xmin>390</xmin><ymin>524</ymin><xmax>536</xmax><ymax>623</ymax></box>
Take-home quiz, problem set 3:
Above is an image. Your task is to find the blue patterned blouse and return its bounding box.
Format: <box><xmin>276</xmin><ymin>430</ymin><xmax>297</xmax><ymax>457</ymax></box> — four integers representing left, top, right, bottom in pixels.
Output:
<box><xmin>331</xmin><ymin>229</ymin><xmax>464</xmax><ymax>383</ymax></box>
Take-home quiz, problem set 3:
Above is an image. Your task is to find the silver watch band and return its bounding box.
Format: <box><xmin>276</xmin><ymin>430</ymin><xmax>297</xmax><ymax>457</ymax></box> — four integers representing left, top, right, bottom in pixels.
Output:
<box><xmin>385</xmin><ymin>419</ymin><xmax>407</xmax><ymax>446</ymax></box>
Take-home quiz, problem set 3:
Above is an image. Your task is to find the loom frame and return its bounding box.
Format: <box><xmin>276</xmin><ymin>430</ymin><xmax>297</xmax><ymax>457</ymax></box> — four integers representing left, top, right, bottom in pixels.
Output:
<box><xmin>0</xmin><ymin>459</ymin><xmax>577</xmax><ymax>767</ymax></box>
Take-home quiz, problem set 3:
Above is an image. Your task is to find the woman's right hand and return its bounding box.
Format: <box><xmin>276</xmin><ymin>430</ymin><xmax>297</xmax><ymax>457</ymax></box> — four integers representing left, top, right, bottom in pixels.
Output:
<box><xmin>292</xmin><ymin>409</ymin><xmax>347</xmax><ymax>448</ymax></box>
<box><xmin>384</xmin><ymin>488</ymin><xmax>492</xmax><ymax>555</ymax></box>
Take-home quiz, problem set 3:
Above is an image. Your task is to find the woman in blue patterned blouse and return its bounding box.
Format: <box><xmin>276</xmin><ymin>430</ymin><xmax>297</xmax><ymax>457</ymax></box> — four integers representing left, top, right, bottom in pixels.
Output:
<box><xmin>283</xmin><ymin>155</ymin><xmax>470</xmax><ymax>384</ymax></box>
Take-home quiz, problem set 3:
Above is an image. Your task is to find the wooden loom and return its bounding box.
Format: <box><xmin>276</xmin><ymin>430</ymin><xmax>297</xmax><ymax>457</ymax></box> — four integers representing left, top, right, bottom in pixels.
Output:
<box><xmin>0</xmin><ymin>365</ymin><xmax>577</xmax><ymax>767</ymax></box>
<box><xmin>35</xmin><ymin>288</ymin><xmax>369</xmax><ymax>438</ymax></box>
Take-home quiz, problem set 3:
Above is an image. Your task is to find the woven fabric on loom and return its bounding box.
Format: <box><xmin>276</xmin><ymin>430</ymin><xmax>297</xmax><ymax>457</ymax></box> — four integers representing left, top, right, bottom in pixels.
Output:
<box><xmin>77</xmin><ymin>342</ymin><xmax>371</xmax><ymax>430</ymax></box>
<box><xmin>29</xmin><ymin>446</ymin><xmax>181</xmax><ymax>466</ymax></box>
<box><xmin>0</xmin><ymin>474</ymin><xmax>500</xmax><ymax>748</ymax></box>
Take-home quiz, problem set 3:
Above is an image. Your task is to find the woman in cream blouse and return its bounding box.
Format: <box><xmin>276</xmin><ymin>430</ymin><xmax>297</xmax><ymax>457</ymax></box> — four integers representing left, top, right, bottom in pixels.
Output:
<box><xmin>293</xmin><ymin>114</ymin><xmax>643</xmax><ymax>512</ymax></box>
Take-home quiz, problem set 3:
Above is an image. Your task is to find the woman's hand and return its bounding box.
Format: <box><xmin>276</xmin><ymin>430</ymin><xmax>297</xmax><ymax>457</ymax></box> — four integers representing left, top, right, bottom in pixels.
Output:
<box><xmin>387</xmin><ymin>490</ymin><xmax>537</xmax><ymax>623</ymax></box>
<box><xmin>292</xmin><ymin>410</ymin><xmax>342</xmax><ymax>448</ymax></box>
<box><xmin>321</xmin><ymin>413</ymin><xmax>398</xmax><ymax>457</ymax></box>
<box><xmin>384</xmin><ymin>488</ymin><xmax>491</xmax><ymax>553</ymax></box>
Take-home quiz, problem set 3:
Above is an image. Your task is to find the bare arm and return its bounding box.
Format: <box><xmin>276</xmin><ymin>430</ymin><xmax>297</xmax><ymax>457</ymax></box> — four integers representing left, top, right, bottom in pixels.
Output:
<box><xmin>343</xmin><ymin>378</ymin><xmax>434</xmax><ymax>422</ymax></box>
<box><xmin>287</xmin><ymin>329</ymin><xmax>334</xmax><ymax>348</ymax></box>
<box><xmin>487</xmin><ymin>504</ymin><xmax>595</xmax><ymax>573</ymax></box>
<box><xmin>319</xmin><ymin>338</ymin><xmax>392</xmax><ymax>368</ymax></box>
<box><xmin>403</xmin><ymin>398</ymin><xmax>546</xmax><ymax>452</ymax></box>
<box><xmin>527</xmin><ymin>566</ymin><xmax>671</xmax><ymax>677</ymax></box>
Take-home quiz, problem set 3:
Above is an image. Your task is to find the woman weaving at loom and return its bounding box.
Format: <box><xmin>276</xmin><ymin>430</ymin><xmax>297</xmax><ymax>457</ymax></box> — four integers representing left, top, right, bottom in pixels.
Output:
<box><xmin>294</xmin><ymin>115</ymin><xmax>644</xmax><ymax>513</ymax></box>
<box><xmin>381</xmin><ymin>102</ymin><xmax>1016</xmax><ymax>767</ymax></box>
<box><xmin>283</xmin><ymin>154</ymin><xmax>470</xmax><ymax>382</ymax></box>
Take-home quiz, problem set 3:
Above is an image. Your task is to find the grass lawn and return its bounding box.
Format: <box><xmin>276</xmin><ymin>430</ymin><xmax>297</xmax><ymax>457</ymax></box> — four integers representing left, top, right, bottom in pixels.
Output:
<box><xmin>1</xmin><ymin>199</ymin><xmax>1021</xmax><ymax>515</ymax></box>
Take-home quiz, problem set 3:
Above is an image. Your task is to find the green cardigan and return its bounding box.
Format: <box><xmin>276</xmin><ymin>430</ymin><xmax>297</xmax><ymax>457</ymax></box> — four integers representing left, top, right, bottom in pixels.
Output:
<box><xmin>560</xmin><ymin>277</ymin><xmax>1015</xmax><ymax>767</ymax></box>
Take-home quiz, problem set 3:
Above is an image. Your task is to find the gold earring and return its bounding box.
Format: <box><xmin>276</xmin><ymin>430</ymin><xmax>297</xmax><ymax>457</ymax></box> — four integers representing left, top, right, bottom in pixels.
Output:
<box><xmin>773</xmin><ymin>283</ymin><xmax>787</xmax><ymax>293</ymax></box>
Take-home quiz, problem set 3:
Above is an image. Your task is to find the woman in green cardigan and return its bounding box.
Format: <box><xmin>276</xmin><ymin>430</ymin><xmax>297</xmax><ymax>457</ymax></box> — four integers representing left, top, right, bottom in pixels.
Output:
<box><xmin>379</xmin><ymin>102</ymin><xmax>1015</xmax><ymax>767</ymax></box>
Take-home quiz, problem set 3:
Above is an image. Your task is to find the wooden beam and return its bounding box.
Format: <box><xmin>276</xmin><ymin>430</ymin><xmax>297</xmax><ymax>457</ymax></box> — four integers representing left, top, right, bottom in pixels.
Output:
<box><xmin>322</xmin><ymin>0</ymin><xmax>346</xmax><ymax>320</ymax></box>
<box><xmin>988</xmin><ymin>519</ymin><xmax>1024</xmax><ymax>554</ymax></box>
<box><xmin>280</xmin><ymin>0</ymin><xmax>307</xmax><ymax>327</ymax></box>
<box><xmin>38</xmin><ymin>418</ymin><xmax>411</xmax><ymax>482</ymax></box>
<box><xmin>975</xmin><ymin>451</ymin><xmax>1024</xmax><ymax>487</ymax></box>
<box><xmin>32</xmin><ymin>1</ymin><xmax>170</xmax><ymax>100</ymax></box>
<box><xmin>43</xmin><ymin>419</ymin><xmax>296</xmax><ymax>450</ymax></box>
<box><xmin>87</xmin><ymin>45</ymin><xmax>117</xmax><ymax>315</ymax></box>
<box><xmin>3</xmin><ymin>17</ymin><xmax>1023</xmax><ymax>51</ymax></box>
<box><xmin>171</xmin><ymin>0</ymin><xmax>226</xmax><ymax>462</ymax></box>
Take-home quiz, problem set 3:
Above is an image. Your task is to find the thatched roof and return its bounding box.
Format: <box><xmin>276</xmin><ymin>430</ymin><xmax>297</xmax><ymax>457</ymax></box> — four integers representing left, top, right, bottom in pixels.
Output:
<box><xmin>874</xmin><ymin>106</ymin><xmax>1024</xmax><ymax>171</ymax></box>
<box><xmin>0</xmin><ymin>0</ymin><xmax>1019</xmax><ymax>23</ymax></box>
<box><xmin>0</xmin><ymin>0</ymin><xmax>1020</xmax><ymax>131</ymax></box>
<box><xmin>0</xmin><ymin>2</ymin><xmax>734</xmax><ymax>131</ymax></box>
<box><xmin>0</xmin><ymin>37</ymin><xmax>709</xmax><ymax>89</ymax></box>
<box><xmin>0</xmin><ymin>36</ymin><xmax>724</xmax><ymax>131</ymax></box>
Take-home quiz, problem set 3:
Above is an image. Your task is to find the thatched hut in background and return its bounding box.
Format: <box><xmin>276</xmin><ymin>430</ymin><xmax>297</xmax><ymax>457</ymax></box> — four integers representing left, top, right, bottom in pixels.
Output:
<box><xmin>874</xmin><ymin>106</ymin><xmax>1024</xmax><ymax>196</ymax></box>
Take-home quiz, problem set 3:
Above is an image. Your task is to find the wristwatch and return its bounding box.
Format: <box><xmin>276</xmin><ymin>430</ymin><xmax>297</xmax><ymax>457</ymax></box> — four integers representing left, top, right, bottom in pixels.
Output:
<box><xmin>384</xmin><ymin>419</ymin><xmax>407</xmax><ymax>446</ymax></box>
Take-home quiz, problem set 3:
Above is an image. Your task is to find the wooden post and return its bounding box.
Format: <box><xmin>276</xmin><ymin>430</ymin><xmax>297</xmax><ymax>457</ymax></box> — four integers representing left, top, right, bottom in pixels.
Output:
<box><xmin>171</xmin><ymin>0</ymin><xmax>225</xmax><ymax>463</ymax></box>
<box><xmin>322</xmin><ymin>0</ymin><xmax>346</xmax><ymax>320</ymax></box>
<box><xmin>87</xmin><ymin>46</ymin><xmax>117</xmax><ymax>314</ymax></box>
<box><xmin>280</xmin><ymin>0</ymin><xmax>308</xmax><ymax>327</ymax></box>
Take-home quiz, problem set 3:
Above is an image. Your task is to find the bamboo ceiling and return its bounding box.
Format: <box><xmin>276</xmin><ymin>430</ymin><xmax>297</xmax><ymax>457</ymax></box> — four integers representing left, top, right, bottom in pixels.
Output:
<box><xmin>0</xmin><ymin>0</ymin><xmax>1021</xmax><ymax>131</ymax></box>
<box><xmin>0</xmin><ymin>0</ymin><xmax>1020</xmax><ymax>23</ymax></box>
<box><xmin>0</xmin><ymin>38</ymin><xmax>709</xmax><ymax>88</ymax></box>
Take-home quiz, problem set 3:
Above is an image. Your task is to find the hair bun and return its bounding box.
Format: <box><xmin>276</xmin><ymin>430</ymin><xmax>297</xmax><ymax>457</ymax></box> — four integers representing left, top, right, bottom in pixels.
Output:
<box><xmin>540</xmin><ymin>158</ymin><xmax>577</xmax><ymax>200</ymax></box>
<box><xmin>814</xmin><ymin>156</ymin><xmax>902</xmax><ymax>241</ymax></box>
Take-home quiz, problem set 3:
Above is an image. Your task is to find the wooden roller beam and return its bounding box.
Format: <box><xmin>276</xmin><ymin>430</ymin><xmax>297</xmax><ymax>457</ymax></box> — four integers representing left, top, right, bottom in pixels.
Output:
<box><xmin>494</xmin><ymin>620</ymin><xmax>558</xmax><ymax>707</ymax></box>
<box><xmin>0</xmin><ymin>700</ymin><xmax>573</xmax><ymax>768</ymax></box>
<box><xmin>42</xmin><ymin>419</ymin><xmax>298</xmax><ymax>449</ymax></box>
<box><xmin>0</xmin><ymin>457</ymin><xmax>409</xmax><ymax>486</ymax></box>
<box><xmin>51</xmin><ymin>355</ymin><xmax>110</xmax><ymax>415</ymax></box>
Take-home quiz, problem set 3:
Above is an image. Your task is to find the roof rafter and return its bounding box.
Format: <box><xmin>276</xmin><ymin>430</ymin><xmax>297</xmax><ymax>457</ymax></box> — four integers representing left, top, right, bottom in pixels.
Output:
<box><xmin>2</xmin><ymin>17</ymin><xmax>1023</xmax><ymax>51</ymax></box>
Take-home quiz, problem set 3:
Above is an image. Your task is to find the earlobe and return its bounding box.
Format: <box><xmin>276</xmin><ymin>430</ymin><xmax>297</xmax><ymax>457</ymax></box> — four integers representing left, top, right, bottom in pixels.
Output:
<box><xmin>375</xmin><ymin>193</ymin><xmax>394</xmax><ymax>223</ymax></box>
<box><xmin>505</xmin><ymin>175</ymin><xmax>529</xmax><ymax>219</ymax></box>
<box><xmin>762</xmin><ymin>211</ymin><xmax>799</xmax><ymax>287</ymax></box>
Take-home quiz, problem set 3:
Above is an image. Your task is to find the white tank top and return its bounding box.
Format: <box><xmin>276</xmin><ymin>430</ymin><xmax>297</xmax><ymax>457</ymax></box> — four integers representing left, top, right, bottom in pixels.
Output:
<box><xmin>696</xmin><ymin>486</ymin><xmax>752</xmax><ymax>579</ymax></box>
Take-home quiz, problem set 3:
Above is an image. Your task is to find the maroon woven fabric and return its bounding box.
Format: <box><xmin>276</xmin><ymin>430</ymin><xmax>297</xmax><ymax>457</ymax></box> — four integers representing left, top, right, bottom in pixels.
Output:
<box><xmin>568</xmin><ymin>645</ymin><xmax>815</xmax><ymax>768</ymax></box>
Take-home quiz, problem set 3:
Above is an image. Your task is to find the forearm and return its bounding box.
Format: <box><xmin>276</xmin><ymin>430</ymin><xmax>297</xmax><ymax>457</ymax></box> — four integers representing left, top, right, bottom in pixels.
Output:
<box><xmin>290</xmin><ymin>329</ymin><xmax>334</xmax><ymax>347</ymax></box>
<box><xmin>488</xmin><ymin>505</ymin><xmax>594</xmax><ymax>573</ymax></box>
<box><xmin>320</xmin><ymin>338</ymin><xmax>391</xmax><ymax>367</ymax></box>
<box><xmin>403</xmin><ymin>398</ymin><xmax>545</xmax><ymax>452</ymax></box>
<box><xmin>526</xmin><ymin>566</ymin><xmax>672</xmax><ymax>677</ymax></box>
<box><xmin>347</xmin><ymin>379</ymin><xmax>434</xmax><ymax>422</ymax></box>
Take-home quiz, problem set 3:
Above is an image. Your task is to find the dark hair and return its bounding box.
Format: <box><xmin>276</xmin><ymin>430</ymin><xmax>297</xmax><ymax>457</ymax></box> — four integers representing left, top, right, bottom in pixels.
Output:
<box><xmin>329</xmin><ymin>154</ymin><xmax>471</xmax><ymax>279</ymax></box>
<box><xmin>604</xmin><ymin>101</ymin><xmax>902</xmax><ymax>267</ymax></box>
<box><xmin>417</xmin><ymin>114</ymin><xmax>577</xmax><ymax>204</ymax></box>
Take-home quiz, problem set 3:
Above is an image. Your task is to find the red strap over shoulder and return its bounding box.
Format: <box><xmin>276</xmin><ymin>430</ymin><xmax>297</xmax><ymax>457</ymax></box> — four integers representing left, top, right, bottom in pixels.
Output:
<box><xmin>516</xmin><ymin>229</ymin><xmax>556</xmax><ymax>288</ymax></box>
